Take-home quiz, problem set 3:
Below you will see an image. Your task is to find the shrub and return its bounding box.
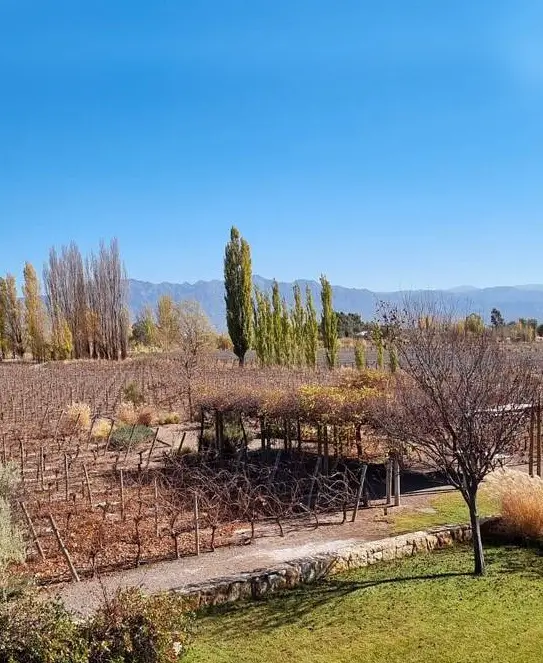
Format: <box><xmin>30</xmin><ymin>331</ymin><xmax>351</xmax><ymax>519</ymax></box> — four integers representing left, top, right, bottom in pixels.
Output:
<box><xmin>65</xmin><ymin>402</ymin><xmax>91</xmax><ymax>432</ymax></box>
<box><xmin>122</xmin><ymin>381</ymin><xmax>144</xmax><ymax>407</ymax></box>
<box><xmin>0</xmin><ymin>588</ymin><xmax>193</xmax><ymax>663</ymax></box>
<box><xmin>158</xmin><ymin>412</ymin><xmax>181</xmax><ymax>425</ymax></box>
<box><xmin>216</xmin><ymin>334</ymin><xmax>233</xmax><ymax>351</ymax></box>
<box><xmin>86</xmin><ymin>588</ymin><xmax>193</xmax><ymax>663</ymax></box>
<box><xmin>0</xmin><ymin>593</ymin><xmax>88</xmax><ymax>663</ymax></box>
<box><xmin>0</xmin><ymin>497</ymin><xmax>25</xmax><ymax>596</ymax></box>
<box><xmin>109</xmin><ymin>425</ymin><xmax>155</xmax><ymax>451</ymax></box>
<box><xmin>0</xmin><ymin>463</ymin><xmax>24</xmax><ymax>597</ymax></box>
<box><xmin>199</xmin><ymin>419</ymin><xmax>245</xmax><ymax>455</ymax></box>
<box><xmin>484</xmin><ymin>469</ymin><xmax>543</xmax><ymax>540</ymax></box>
<box><xmin>136</xmin><ymin>405</ymin><xmax>157</xmax><ymax>427</ymax></box>
<box><xmin>0</xmin><ymin>463</ymin><xmax>19</xmax><ymax>500</ymax></box>
<box><xmin>116</xmin><ymin>402</ymin><xmax>137</xmax><ymax>425</ymax></box>
<box><xmin>91</xmin><ymin>418</ymin><xmax>114</xmax><ymax>441</ymax></box>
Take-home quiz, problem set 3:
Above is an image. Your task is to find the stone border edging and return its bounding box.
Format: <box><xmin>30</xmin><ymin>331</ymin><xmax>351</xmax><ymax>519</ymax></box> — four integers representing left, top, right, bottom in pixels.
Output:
<box><xmin>175</xmin><ymin>524</ymin><xmax>473</xmax><ymax>609</ymax></box>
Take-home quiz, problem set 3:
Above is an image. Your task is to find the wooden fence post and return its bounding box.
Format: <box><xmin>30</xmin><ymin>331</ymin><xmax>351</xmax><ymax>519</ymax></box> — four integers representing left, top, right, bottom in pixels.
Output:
<box><xmin>82</xmin><ymin>463</ymin><xmax>94</xmax><ymax>508</ymax></box>
<box><xmin>20</xmin><ymin>501</ymin><xmax>46</xmax><ymax>560</ymax></box>
<box><xmin>48</xmin><ymin>514</ymin><xmax>80</xmax><ymax>582</ymax></box>
<box><xmin>393</xmin><ymin>454</ymin><xmax>401</xmax><ymax>507</ymax></box>
<box><xmin>385</xmin><ymin>456</ymin><xmax>393</xmax><ymax>506</ymax></box>
<box><xmin>120</xmin><ymin>469</ymin><xmax>126</xmax><ymax>522</ymax></box>
<box><xmin>193</xmin><ymin>493</ymin><xmax>200</xmax><ymax>556</ymax></box>
<box><xmin>64</xmin><ymin>453</ymin><xmax>70</xmax><ymax>501</ymax></box>
<box><xmin>306</xmin><ymin>456</ymin><xmax>322</xmax><ymax>510</ymax></box>
<box><xmin>351</xmin><ymin>464</ymin><xmax>368</xmax><ymax>522</ymax></box>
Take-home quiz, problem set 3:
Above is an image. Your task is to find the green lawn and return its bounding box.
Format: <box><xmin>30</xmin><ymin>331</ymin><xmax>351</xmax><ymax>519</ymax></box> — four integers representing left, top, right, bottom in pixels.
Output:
<box><xmin>392</xmin><ymin>489</ymin><xmax>499</xmax><ymax>533</ymax></box>
<box><xmin>186</xmin><ymin>545</ymin><xmax>543</xmax><ymax>663</ymax></box>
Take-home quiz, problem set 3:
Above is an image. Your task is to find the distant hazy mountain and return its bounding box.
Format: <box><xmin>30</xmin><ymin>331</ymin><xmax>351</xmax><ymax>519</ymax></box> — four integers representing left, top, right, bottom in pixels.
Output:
<box><xmin>128</xmin><ymin>278</ymin><xmax>543</xmax><ymax>331</ymax></box>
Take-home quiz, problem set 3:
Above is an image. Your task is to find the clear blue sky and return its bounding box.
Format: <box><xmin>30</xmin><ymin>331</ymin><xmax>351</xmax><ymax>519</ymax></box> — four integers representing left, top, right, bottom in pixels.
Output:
<box><xmin>1</xmin><ymin>1</ymin><xmax>542</xmax><ymax>291</ymax></box>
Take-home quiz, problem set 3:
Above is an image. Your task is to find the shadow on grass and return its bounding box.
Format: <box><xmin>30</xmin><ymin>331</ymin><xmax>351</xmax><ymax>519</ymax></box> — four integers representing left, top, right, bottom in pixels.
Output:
<box><xmin>201</xmin><ymin>570</ymin><xmax>471</xmax><ymax>637</ymax></box>
<box><xmin>485</xmin><ymin>545</ymin><xmax>543</xmax><ymax>579</ymax></box>
<box><xmin>199</xmin><ymin>545</ymin><xmax>543</xmax><ymax>640</ymax></box>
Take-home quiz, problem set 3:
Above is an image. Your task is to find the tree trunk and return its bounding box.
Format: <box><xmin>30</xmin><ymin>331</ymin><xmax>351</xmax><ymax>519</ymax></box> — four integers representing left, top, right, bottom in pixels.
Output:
<box><xmin>468</xmin><ymin>491</ymin><xmax>486</xmax><ymax>576</ymax></box>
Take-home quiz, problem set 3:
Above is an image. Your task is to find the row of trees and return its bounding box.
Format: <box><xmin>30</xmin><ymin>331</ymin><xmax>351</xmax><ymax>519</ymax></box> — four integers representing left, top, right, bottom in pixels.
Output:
<box><xmin>253</xmin><ymin>282</ymin><xmax>319</xmax><ymax>367</ymax></box>
<box><xmin>224</xmin><ymin>227</ymin><xmax>340</xmax><ymax>368</ymax></box>
<box><xmin>0</xmin><ymin>239</ymin><xmax>128</xmax><ymax>362</ymax></box>
<box><xmin>491</xmin><ymin>308</ymin><xmax>543</xmax><ymax>341</ymax></box>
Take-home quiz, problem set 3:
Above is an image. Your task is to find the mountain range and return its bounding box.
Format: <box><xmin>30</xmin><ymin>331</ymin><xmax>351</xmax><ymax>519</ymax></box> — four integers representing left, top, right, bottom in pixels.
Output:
<box><xmin>128</xmin><ymin>277</ymin><xmax>543</xmax><ymax>332</ymax></box>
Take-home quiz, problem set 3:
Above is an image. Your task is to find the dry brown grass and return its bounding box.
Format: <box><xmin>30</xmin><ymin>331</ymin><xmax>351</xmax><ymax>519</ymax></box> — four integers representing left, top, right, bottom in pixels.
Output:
<box><xmin>156</xmin><ymin>411</ymin><xmax>181</xmax><ymax>425</ymax></box>
<box><xmin>136</xmin><ymin>405</ymin><xmax>156</xmax><ymax>426</ymax></box>
<box><xmin>64</xmin><ymin>402</ymin><xmax>91</xmax><ymax>431</ymax></box>
<box><xmin>484</xmin><ymin>469</ymin><xmax>543</xmax><ymax>539</ymax></box>
<box><xmin>115</xmin><ymin>401</ymin><xmax>137</xmax><ymax>425</ymax></box>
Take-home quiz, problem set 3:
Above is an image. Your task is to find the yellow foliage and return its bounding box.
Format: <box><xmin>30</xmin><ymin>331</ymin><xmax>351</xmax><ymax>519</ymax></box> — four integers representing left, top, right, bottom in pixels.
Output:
<box><xmin>91</xmin><ymin>417</ymin><xmax>113</xmax><ymax>440</ymax></box>
<box><xmin>65</xmin><ymin>402</ymin><xmax>91</xmax><ymax>431</ymax></box>
<box><xmin>484</xmin><ymin>469</ymin><xmax>543</xmax><ymax>539</ymax></box>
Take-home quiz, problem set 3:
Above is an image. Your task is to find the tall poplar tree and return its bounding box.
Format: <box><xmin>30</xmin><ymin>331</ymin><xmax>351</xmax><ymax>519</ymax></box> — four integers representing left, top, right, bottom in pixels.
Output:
<box><xmin>23</xmin><ymin>262</ymin><xmax>48</xmax><ymax>362</ymax></box>
<box><xmin>0</xmin><ymin>289</ymin><xmax>6</xmax><ymax>360</ymax></box>
<box><xmin>0</xmin><ymin>275</ymin><xmax>25</xmax><ymax>358</ymax></box>
<box><xmin>271</xmin><ymin>280</ymin><xmax>283</xmax><ymax>365</ymax></box>
<box><xmin>224</xmin><ymin>227</ymin><xmax>253</xmax><ymax>365</ymax></box>
<box><xmin>155</xmin><ymin>295</ymin><xmax>181</xmax><ymax>350</ymax></box>
<box><xmin>320</xmin><ymin>275</ymin><xmax>338</xmax><ymax>369</ymax></box>
<box><xmin>253</xmin><ymin>288</ymin><xmax>273</xmax><ymax>366</ymax></box>
<box><xmin>280</xmin><ymin>297</ymin><xmax>292</xmax><ymax>366</ymax></box>
<box><xmin>304</xmin><ymin>286</ymin><xmax>319</xmax><ymax>368</ymax></box>
<box><xmin>354</xmin><ymin>341</ymin><xmax>366</xmax><ymax>370</ymax></box>
<box><xmin>291</xmin><ymin>284</ymin><xmax>305</xmax><ymax>366</ymax></box>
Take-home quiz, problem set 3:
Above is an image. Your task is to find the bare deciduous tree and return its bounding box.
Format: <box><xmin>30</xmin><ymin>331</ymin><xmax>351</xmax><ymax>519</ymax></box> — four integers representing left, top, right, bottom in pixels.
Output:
<box><xmin>177</xmin><ymin>300</ymin><xmax>213</xmax><ymax>418</ymax></box>
<box><xmin>44</xmin><ymin>239</ymin><xmax>128</xmax><ymax>360</ymax></box>
<box><xmin>371</xmin><ymin>302</ymin><xmax>537</xmax><ymax>575</ymax></box>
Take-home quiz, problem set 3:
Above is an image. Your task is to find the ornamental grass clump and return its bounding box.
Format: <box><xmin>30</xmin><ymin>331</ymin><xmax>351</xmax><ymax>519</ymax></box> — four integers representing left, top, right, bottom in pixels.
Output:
<box><xmin>484</xmin><ymin>469</ymin><xmax>543</xmax><ymax>540</ymax></box>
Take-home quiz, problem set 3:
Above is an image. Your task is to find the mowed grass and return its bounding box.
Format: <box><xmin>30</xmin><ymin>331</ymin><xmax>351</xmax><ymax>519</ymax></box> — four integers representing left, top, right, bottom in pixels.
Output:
<box><xmin>186</xmin><ymin>545</ymin><xmax>543</xmax><ymax>663</ymax></box>
<box><xmin>392</xmin><ymin>489</ymin><xmax>499</xmax><ymax>534</ymax></box>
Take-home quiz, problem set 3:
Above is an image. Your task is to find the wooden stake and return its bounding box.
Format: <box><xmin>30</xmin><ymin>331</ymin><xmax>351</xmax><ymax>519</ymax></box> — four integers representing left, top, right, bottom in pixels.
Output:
<box><xmin>20</xmin><ymin>501</ymin><xmax>46</xmax><ymax>560</ymax></box>
<box><xmin>154</xmin><ymin>476</ymin><xmax>159</xmax><ymax>537</ymax></box>
<box><xmin>385</xmin><ymin>457</ymin><xmax>392</xmax><ymax>506</ymax></box>
<box><xmin>306</xmin><ymin>456</ymin><xmax>322</xmax><ymax>510</ymax></box>
<box><xmin>537</xmin><ymin>398</ymin><xmax>542</xmax><ymax>478</ymax></box>
<box><xmin>351</xmin><ymin>464</ymin><xmax>368</xmax><ymax>522</ymax></box>
<box><xmin>19</xmin><ymin>439</ymin><xmax>25</xmax><ymax>486</ymax></box>
<box><xmin>260</xmin><ymin>416</ymin><xmax>266</xmax><ymax>451</ymax></box>
<box><xmin>529</xmin><ymin>404</ymin><xmax>535</xmax><ymax>477</ymax></box>
<box><xmin>64</xmin><ymin>453</ymin><xmax>69</xmax><ymax>501</ymax></box>
<box><xmin>48</xmin><ymin>514</ymin><xmax>80</xmax><ymax>582</ymax></box>
<box><xmin>193</xmin><ymin>493</ymin><xmax>200</xmax><ymax>556</ymax></box>
<box><xmin>177</xmin><ymin>431</ymin><xmax>186</xmax><ymax>454</ymax></box>
<box><xmin>120</xmin><ymin>469</ymin><xmax>126</xmax><ymax>521</ymax></box>
<box><xmin>145</xmin><ymin>429</ymin><xmax>159</xmax><ymax>471</ymax></box>
<box><xmin>82</xmin><ymin>463</ymin><xmax>94</xmax><ymax>508</ymax></box>
<box><xmin>393</xmin><ymin>454</ymin><xmax>401</xmax><ymax>507</ymax></box>
<box><xmin>123</xmin><ymin>423</ymin><xmax>137</xmax><ymax>461</ymax></box>
<box><xmin>104</xmin><ymin>419</ymin><xmax>115</xmax><ymax>454</ymax></box>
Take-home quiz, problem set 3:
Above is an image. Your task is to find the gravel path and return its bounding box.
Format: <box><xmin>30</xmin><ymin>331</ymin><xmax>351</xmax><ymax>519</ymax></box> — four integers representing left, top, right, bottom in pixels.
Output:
<box><xmin>54</xmin><ymin>488</ymin><xmax>448</xmax><ymax>616</ymax></box>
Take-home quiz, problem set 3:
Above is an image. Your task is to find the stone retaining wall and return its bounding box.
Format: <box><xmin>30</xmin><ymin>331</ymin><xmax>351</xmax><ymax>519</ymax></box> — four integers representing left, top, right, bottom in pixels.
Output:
<box><xmin>176</xmin><ymin>524</ymin><xmax>472</xmax><ymax>609</ymax></box>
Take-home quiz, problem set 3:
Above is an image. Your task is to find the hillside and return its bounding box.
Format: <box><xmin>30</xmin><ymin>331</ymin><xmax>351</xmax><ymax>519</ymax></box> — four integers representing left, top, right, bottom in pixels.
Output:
<box><xmin>128</xmin><ymin>278</ymin><xmax>543</xmax><ymax>331</ymax></box>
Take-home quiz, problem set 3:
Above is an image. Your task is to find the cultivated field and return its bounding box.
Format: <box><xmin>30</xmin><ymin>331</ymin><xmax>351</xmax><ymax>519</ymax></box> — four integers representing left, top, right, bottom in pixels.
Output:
<box><xmin>0</xmin><ymin>356</ymin><xmax>388</xmax><ymax>583</ymax></box>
